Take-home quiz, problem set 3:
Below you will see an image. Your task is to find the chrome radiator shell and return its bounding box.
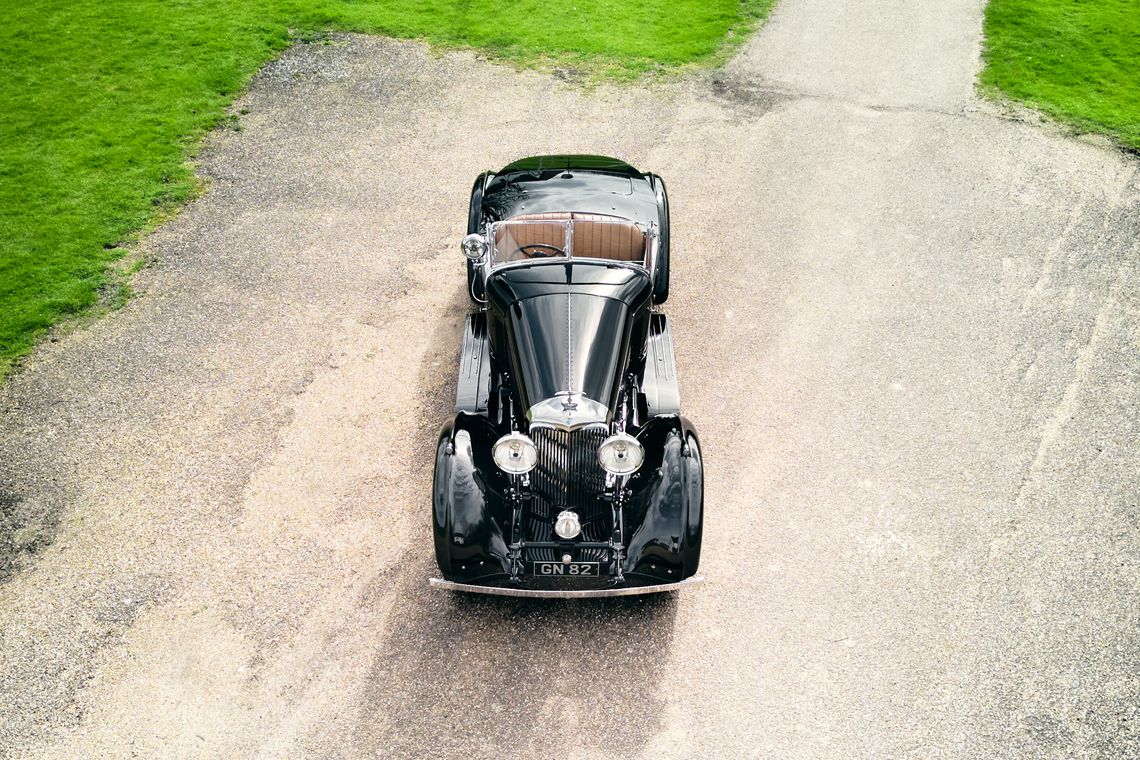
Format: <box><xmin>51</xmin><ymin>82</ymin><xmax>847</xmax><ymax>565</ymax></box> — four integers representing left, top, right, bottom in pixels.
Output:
<box><xmin>527</xmin><ymin>425</ymin><xmax>611</xmax><ymax>561</ymax></box>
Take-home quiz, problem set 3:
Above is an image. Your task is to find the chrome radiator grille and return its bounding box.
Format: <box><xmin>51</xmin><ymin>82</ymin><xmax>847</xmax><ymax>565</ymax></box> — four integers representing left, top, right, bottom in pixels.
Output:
<box><xmin>527</xmin><ymin>426</ymin><xmax>610</xmax><ymax>561</ymax></box>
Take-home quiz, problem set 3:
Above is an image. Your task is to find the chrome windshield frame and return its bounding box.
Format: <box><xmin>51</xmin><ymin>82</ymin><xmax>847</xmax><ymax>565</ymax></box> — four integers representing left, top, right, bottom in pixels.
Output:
<box><xmin>485</xmin><ymin>216</ymin><xmax>654</xmax><ymax>273</ymax></box>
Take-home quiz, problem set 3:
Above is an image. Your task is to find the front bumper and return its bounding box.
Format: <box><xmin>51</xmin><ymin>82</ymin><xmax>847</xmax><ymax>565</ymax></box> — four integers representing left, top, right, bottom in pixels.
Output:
<box><xmin>429</xmin><ymin>575</ymin><xmax>704</xmax><ymax>598</ymax></box>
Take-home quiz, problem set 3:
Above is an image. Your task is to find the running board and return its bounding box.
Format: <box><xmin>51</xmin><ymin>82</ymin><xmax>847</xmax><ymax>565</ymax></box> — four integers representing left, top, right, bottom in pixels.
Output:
<box><xmin>429</xmin><ymin>575</ymin><xmax>704</xmax><ymax>598</ymax></box>
<box><xmin>455</xmin><ymin>313</ymin><xmax>491</xmax><ymax>414</ymax></box>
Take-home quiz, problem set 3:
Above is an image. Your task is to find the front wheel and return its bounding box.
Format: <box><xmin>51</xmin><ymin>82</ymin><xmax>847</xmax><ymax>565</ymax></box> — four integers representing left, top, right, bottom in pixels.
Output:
<box><xmin>681</xmin><ymin>434</ymin><xmax>703</xmax><ymax>577</ymax></box>
<box><xmin>432</xmin><ymin>425</ymin><xmax>455</xmax><ymax>576</ymax></box>
<box><xmin>649</xmin><ymin>174</ymin><xmax>670</xmax><ymax>304</ymax></box>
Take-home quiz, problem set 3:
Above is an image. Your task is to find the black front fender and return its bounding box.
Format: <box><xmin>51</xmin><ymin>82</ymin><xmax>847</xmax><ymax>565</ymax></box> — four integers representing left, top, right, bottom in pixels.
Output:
<box><xmin>624</xmin><ymin>416</ymin><xmax>703</xmax><ymax>582</ymax></box>
<box><xmin>432</xmin><ymin>414</ymin><xmax>511</xmax><ymax>581</ymax></box>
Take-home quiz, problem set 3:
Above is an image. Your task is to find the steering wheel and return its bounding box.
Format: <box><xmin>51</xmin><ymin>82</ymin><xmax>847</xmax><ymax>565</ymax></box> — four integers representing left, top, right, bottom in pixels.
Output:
<box><xmin>513</xmin><ymin>243</ymin><xmax>565</xmax><ymax>258</ymax></box>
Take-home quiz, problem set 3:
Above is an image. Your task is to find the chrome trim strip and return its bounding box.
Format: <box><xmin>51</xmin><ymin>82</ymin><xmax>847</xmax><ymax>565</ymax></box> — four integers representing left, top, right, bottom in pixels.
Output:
<box><xmin>566</xmin><ymin>286</ymin><xmax>574</xmax><ymax>394</ymax></box>
<box><xmin>429</xmin><ymin>575</ymin><xmax>704</xmax><ymax>598</ymax></box>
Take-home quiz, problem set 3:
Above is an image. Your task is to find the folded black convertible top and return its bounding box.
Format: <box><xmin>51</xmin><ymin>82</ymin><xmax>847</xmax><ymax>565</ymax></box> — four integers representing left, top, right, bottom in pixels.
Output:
<box><xmin>497</xmin><ymin>154</ymin><xmax>644</xmax><ymax>177</ymax></box>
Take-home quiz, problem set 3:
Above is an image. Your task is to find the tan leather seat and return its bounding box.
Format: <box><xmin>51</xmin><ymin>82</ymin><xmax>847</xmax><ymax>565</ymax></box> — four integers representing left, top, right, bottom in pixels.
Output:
<box><xmin>569</xmin><ymin>213</ymin><xmax>646</xmax><ymax>262</ymax></box>
<box><xmin>495</xmin><ymin>213</ymin><xmax>645</xmax><ymax>262</ymax></box>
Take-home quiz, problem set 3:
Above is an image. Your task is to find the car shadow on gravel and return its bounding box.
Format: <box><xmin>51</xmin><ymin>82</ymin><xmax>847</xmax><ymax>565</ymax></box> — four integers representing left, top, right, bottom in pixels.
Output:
<box><xmin>351</xmin><ymin>288</ymin><xmax>681</xmax><ymax>757</ymax></box>
<box><xmin>356</xmin><ymin>557</ymin><xmax>680</xmax><ymax>757</ymax></box>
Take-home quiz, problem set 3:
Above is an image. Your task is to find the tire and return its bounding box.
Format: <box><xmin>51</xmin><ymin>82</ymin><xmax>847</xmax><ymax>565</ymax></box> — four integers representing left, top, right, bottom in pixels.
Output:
<box><xmin>682</xmin><ymin>433</ymin><xmax>703</xmax><ymax>577</ymax></box>
<box><xmin>431</xmin><ymin>424</ymin><xmax>454</xmax><ymax>576</ymax></box>
<box><xmin>466</xmin><ymin>172</ymin><xmax>493</xmax><ymax>304</ymax></box>
<box><xmin>649</xmin><ymin>174</ymin><xmax>670</xmax><ymax>304</ymax></box>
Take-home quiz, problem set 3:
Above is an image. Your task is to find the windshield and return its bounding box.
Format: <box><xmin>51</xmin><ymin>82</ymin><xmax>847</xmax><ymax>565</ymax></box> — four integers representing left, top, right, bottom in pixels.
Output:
<box><xmin>489</xmin><ymin>215</ymin><xmax>650</xmax><ymax>267</ymax></box>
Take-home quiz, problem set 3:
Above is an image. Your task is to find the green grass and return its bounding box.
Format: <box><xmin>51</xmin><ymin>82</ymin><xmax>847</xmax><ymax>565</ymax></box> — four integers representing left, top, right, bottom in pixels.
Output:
<box><xmin>981</xmin><ymin>0</ymin><xmax>1140</xmax><ymax>150</ymax></box>
<box><xmin>0</xmin><ymin>0</ymin><xmax>774</xmax><ymax>378</ymax></box>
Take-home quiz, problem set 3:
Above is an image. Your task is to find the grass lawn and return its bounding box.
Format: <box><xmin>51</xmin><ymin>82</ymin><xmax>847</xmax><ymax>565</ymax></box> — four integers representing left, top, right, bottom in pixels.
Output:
<box><xmin>981</xmin><ymin>0</ymin><xmax>1140</xmax><ymax>149</ymax></box>
<box><xmin>0</xmin><ymin>0</ymin><xmax>774</xmax><ymax>378</ymax></box>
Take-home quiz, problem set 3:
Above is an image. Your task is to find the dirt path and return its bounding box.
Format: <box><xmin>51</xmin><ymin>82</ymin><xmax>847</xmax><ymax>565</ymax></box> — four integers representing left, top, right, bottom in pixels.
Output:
<box><xmin>2</xmin><ymin>6</ymin><xmax>1138</xmax><ymax>758</ymax></box>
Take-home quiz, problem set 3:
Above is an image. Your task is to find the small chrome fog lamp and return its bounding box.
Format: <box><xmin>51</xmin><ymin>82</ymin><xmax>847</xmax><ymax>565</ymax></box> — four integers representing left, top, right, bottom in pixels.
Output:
<box><xmin>597</xmin><ymin>432</ymin><xmax>644</xmax><ymax>476</ymax></box>
<box><xmin>461</xmin><ymin>233</ymin><xmax>488</xmax><ymax>261</ymax></box>
<box><xmin>554</xmin><ymin>510</ymin><xmax>582</xmax><ymax>540</ymax></box>
<box><xmin>492</xmin><ymin>432</ymin><xmax>537</xmax><ymax>475</ymax></box>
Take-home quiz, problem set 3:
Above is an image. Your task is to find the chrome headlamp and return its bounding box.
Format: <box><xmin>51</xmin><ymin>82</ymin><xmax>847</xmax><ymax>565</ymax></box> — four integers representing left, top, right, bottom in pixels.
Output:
<box><xmin>597</xmin><ymin>432</ymin><xmax>644</xmax><ymax>476</ymax></box>
<box><xmin>492</xmin><ymin>432</ymin><xmax>537</xmax><ymax>475</ymax></box>
<box><xmin>461</xmin><ymin>233</ymin><xmax>488</xmax><ymax>261</ymax></box>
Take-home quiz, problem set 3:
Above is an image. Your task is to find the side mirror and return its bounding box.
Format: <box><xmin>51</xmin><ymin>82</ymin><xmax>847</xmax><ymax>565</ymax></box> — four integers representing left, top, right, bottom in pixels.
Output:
<box><xmin>461</xmin><ymin>233</ymin><xmax>488</xmax><ymax>261</ymax></box>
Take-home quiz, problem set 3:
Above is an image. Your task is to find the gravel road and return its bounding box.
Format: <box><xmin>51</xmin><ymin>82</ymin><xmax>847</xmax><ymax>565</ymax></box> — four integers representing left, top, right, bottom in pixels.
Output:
<box><xmin>2</xmin><ymin>1</ymin><xmax>1138</xmax><ymax>757</ymax></box>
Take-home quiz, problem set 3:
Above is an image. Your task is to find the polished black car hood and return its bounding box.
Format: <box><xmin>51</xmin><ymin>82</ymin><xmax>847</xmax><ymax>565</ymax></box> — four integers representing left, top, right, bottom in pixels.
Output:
<box><xmin>487</xmin><ymin>263</ymin><xmax>651</xmax><ymax>427</ymax></box>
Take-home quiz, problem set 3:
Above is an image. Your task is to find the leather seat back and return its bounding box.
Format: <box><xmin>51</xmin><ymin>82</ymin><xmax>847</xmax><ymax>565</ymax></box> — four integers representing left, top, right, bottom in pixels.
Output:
<box><xmin>569</xmin><ymin>213</ymin><xmax>645</xmax><ymax>262</ymax></box>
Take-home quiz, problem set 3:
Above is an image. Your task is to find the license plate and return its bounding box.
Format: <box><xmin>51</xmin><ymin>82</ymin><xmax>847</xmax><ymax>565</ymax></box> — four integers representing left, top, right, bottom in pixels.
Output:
<box><xmin>532</xmin><ymin>561</ymin><xmax>599</xmax><ymax>577</ymax></box>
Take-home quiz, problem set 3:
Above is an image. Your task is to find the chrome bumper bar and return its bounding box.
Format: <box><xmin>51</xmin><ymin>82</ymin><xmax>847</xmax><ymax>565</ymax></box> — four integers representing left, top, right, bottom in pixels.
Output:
<box><xmin>429</xmin><ymin>575</ymin><xmax>704</xmax><ymax>598</ymax></box>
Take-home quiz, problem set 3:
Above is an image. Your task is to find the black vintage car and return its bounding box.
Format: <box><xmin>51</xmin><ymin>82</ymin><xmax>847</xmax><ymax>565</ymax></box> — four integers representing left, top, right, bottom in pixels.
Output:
<box><xmin>430</xmin><ymin>155</ymin><xmax>704</xmax><ymax>597</ymax></box>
